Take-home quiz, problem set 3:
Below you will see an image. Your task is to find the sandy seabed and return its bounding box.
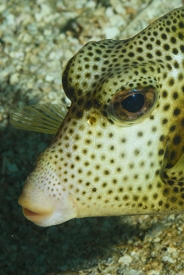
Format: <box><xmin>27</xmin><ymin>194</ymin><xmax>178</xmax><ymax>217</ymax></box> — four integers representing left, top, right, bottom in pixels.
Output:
<box><xmin>1</xmin><ymin>0</ymin><xmax>184</xmax><ymax>274</ymax></box>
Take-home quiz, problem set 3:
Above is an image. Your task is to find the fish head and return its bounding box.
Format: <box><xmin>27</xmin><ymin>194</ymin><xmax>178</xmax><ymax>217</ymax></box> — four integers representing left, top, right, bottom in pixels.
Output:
<box><xmin>17</xmin><ymin>7</ymin><xmax>184</xmax><ymax>226</ymax></box>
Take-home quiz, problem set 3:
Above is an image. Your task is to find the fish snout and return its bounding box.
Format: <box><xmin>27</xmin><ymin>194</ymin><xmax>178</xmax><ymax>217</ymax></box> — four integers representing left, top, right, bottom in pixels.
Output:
<box><xmin>18</xmin><ymin>191</ymin><xmax>54</xmax><ymax>226</ymax></box>
<box><xmin>18</xmin><ymin>167</ymin><xmax>78</xmax><ymax>226</ymax></box>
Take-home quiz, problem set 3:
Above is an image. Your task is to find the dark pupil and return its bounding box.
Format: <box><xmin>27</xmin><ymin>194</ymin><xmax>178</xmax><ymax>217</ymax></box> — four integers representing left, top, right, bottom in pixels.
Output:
<box><xmin>121</xmin><ymin>93</ymin><xmax>144</xmax><ymax>113</ymax></box>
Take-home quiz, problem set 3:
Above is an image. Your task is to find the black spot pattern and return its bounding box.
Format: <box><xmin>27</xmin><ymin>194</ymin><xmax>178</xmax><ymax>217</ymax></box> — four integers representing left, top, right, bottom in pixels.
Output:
<box><xmin>19</xmin><ymin>8</ymin><xmax>184</xmax><ymax>226</ymax></box>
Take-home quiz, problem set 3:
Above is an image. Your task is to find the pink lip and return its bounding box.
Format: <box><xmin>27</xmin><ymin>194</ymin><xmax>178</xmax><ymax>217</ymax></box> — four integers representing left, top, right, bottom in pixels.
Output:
<box><xmin>22</xmin><ymin>207</ymin><xmax>52</xmax><ymax>224</ymax></box>
<box><xmin>23</xmin><ymin>207</ymin><xmax>41</xmax><ymax>217</ymax></box>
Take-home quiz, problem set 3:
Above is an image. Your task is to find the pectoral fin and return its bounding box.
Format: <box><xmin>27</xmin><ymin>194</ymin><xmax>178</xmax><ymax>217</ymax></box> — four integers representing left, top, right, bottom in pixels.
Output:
<box><xmin>10</xmin><ymin>104</ymin><xmax>68</xmax><ymax>134</ymax></box>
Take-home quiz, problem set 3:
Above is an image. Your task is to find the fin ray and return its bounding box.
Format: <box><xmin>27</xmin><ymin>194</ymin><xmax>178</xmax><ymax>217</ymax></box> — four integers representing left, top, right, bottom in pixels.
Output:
<box><xmin>10</xmin><ymin>104</ymin><xmax>68</xmax><ymax>134</ymax></box>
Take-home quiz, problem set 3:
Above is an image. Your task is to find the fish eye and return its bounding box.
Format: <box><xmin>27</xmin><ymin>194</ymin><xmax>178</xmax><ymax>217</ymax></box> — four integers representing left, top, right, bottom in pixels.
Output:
<box><xmin>121</xmin><ymin>93</ymin><xmax>145</xmax><ymax>113</ymax></box>
<box><xmin>108</xmin><ymin>86</ymin><xmax>157</xmax><ymax>122</ymax></box>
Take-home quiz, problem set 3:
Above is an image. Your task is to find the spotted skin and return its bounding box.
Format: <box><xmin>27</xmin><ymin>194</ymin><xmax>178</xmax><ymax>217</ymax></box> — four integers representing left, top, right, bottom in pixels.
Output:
<box><xmin>18</xmin><ymin>7</ymin><xmax>184</xmax><ymax>226</ymax></box>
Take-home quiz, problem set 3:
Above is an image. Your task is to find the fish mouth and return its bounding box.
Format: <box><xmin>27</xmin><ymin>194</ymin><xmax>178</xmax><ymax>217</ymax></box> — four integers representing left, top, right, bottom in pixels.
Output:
<box><xmin>22</xmin><ymin>207</ymin><xmax>52</xmax><ymax>224</ymax></box>
<box><xmin>18</xmin><ymin>164</ymin><xmax>78</xmax><ymax>226</ymax></box>
<box><xmin>18</xmin><ymin>190</ymin><xmax>57</xmax><ymax>226</ymax></box>
<box><xmin>18</xmin><ymin>187</ymin><xmax>78</xmax><ymax>227</ymax></box>
<box><xmin>19</xmin><ymin>195</ymin><xmax>54</xmax><ymax>226</ymax></box>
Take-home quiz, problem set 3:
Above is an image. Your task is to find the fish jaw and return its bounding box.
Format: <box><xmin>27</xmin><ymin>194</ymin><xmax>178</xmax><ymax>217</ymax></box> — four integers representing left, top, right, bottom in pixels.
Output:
<box><xmin>18</xmin><ymin>164</ymin><xmax>77</xmax><ymax>227</ymax></box>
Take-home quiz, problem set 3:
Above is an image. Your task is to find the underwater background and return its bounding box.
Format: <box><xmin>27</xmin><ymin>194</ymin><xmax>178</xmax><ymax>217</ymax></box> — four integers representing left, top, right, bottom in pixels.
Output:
<box><xmin>1</xmin><ymin>0</ymin><xmax>184</xmax><ymax>274</ymax></box>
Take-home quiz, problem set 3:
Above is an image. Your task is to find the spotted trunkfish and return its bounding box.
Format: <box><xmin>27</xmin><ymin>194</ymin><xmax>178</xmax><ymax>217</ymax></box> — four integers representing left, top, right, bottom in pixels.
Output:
<box><xmin>10</xmin><ymin>7</ymin><xmax>184</xmax><ymax>226</ymax></box>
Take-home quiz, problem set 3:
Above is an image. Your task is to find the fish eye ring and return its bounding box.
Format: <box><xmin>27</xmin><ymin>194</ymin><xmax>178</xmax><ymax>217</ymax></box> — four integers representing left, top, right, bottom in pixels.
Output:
<box><xmin>108</xmin><ymin>86</ymin><xmax>157</xmax><ymax>122</ymax></box>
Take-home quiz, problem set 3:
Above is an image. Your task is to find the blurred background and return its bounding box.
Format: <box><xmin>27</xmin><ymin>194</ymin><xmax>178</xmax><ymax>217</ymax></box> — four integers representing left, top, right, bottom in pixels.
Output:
<box><xmin>0</xmin><ymin>1</ymin><xmax>184</xmax><ymax>274</ymax></box>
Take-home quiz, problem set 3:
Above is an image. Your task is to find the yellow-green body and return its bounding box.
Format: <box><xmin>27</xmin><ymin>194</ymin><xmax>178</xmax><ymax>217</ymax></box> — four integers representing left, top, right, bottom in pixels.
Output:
<box><xmin>12</xmin><ymin>7</ymin><xmax>184</xmax><ymax>226</ymax></box>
